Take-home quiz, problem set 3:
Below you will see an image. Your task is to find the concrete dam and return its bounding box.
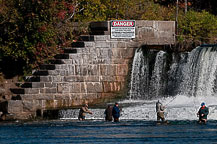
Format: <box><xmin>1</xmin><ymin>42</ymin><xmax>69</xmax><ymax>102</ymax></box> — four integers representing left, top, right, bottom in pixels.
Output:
<box><xmin>5</xmin><ymin>20</ymin><xmax>176</xmax><ymax>120</ymax></box>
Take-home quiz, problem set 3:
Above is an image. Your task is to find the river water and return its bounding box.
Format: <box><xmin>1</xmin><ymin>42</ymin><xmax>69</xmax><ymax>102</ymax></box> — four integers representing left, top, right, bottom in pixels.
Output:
<box><xmin>1</xmin><ymin>119</ymin><xmax>217</xmax><ymax>144</ymax></box>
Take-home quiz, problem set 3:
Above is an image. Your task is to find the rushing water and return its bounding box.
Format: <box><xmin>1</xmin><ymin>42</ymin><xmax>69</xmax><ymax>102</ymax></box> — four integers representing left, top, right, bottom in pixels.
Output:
<box><xmin>1</xmin><ymin>120</ymin><xmax>217</xmax><ymax>144</ymax></box>
<box><xmin>129</xmin><ymin>45</ymin><xmax>217</xmax><ymax>98</ymax></box>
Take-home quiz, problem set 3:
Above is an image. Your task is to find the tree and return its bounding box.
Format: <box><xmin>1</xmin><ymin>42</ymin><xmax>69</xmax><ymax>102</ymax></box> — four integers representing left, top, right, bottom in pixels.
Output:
<box><xmin>0</xmin><ymin>0</ymin><xmax>81</xmax><ymax>77</ymax></box>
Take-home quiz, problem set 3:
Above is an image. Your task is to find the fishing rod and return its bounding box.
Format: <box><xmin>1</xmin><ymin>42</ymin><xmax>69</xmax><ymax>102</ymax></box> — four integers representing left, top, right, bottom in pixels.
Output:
<box><xmin>164</xmin><ymin>96</ymin><xmax>177</xmax><ymax>107</ymax></box>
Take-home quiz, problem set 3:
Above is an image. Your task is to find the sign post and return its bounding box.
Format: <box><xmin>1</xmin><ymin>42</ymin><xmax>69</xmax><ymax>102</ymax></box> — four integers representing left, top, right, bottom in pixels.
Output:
<box><xmin>110</xmin><ymin>20</ymin><xmax>135</xmax><ymax>39</ymax></box>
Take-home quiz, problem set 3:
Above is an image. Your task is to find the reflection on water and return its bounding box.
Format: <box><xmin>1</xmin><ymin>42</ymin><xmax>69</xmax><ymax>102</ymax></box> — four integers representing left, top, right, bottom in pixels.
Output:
<box><xmin>0</xmin><ymin>120</ymin><xmax>217</xmax><ymax>144</ymax></box>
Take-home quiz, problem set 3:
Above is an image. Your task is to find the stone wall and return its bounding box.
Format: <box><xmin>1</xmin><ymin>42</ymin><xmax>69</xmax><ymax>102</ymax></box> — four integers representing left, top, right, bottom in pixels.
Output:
<box><xmin>7</xmin><ymin>20</ymin><xmax>175</xmax><ymax>120</ymax></box>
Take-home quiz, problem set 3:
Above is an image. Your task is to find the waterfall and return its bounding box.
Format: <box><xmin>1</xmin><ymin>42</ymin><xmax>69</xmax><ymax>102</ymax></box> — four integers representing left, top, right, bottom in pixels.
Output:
<box><xmin>149</xmin><ymin>51</ymin><xmax>167</xmax><ymax>98</ymax></box>
<box><xmin>129</xmin><ymin>45</ymin><xmax>217</xmax><ymax>99</ymax></box>
<box><xmin>178</xmin><ymin>46</ymin><xmax>217</xmax><ymax>97</ymax></box>
<box><xmin>129</xmin><ymin>49</ymin><xmax>169</xmax><ymax>100</ymax></box>
<box><xmin>129</xmin><ymin>48</ymin><xmax>148</xmax><ymax>99</ymax></box>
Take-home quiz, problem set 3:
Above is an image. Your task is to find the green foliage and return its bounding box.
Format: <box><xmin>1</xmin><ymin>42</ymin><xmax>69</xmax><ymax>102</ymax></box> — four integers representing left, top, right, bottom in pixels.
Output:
<box><xmin>1</xmin><ymin>0</ymin><xmax>217</xmax><ymax>78</ymax></box>
<box><xmin>140</xmin><ymin>1</ymin><xmax>176</xmax><ymax>20</ymax></box>
<box><xmin>178</xmin><ymin>10</ymin><xmax>217</xmax><ymax>43</ymax></box>
<box><xmin>74</xmin><ymin>0</ymin><xmax>176</xmax><ymax>21</ymax></box>
<box><xmin>0</xmin><ymin>0</ymin><xmax>76</xmax><ymax>75</ymax></box>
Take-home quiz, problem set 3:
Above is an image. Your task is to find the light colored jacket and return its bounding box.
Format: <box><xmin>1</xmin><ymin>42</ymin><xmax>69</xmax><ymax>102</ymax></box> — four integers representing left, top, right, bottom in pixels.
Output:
<box><xmin>79</xmin><ymin>106</ymin><xmax>92</xmax><ymax>116</ymax></box>
<box><xmin>156</xmin><ymin>102</ymin><xmax>165</xmax><ymax>113</ymax></box>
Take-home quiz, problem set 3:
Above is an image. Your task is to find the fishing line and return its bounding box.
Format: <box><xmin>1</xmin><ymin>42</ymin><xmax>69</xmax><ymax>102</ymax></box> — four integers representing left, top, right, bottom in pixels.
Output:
<box><xmin>165</xmin><ymin>95</ymin><xmax>177</xmax><ymax>107</ymax></box>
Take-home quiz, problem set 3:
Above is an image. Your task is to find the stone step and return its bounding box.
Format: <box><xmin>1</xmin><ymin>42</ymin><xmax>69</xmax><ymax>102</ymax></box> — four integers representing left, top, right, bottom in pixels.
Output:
<box><xmin>16</xmin><ymin>82</ymin><xmax>32</xmax><ymax>88</ymax></box>
<box><xmin>71</xmin><ymin>42</ymin><xmax>85</xmax><ymax>48</ymax></box>
<box><xmin>54</xmin><ymin>54</ymin><xmax>69</xmax><ymax>59</ymax></box>
<box><xmin>89</xmin><ymin>30</ymin><xmax>110</xmax><ymax>35</ymax></box>
<box><xmin>49</xmin><ymin>59</ymin><xmax>65</xmax><ymax>64</ymax></box>
<box><xmin>11</xmin><ymin>95</ymin><xmax>22</xmax><ymax>100</ymax></box>
<box><xmin>39</xmin><ymin>64</ymin><xmax>56</xmax><ymax>70</ymax></box>
<box><xmin>33</xmin><ymin>70</ymin><xmax>49</xmax><ymax>76</ymax></box>
<box><xmin>80</xmin><ymin>35</ymin><xmax>94</xmax><ymax>41</ymax></box>
<box><xmin>63</xmin><ymin>48</ymin><xmax>77</xmax><ymax>53</ymax></box>
<box><xmin>89</xmin><ymin>21</ymin><xmax>108</xmax><ymax>31</ymax></box>
<box><xmin>10</xmin><ymin>88</ymin><xmax>25</xmax><ymax>94</ymax></box>
<box><xmin>25</xmin><ymin>76</ymin><xmax>40</xmax><ymax>82</ymax></box>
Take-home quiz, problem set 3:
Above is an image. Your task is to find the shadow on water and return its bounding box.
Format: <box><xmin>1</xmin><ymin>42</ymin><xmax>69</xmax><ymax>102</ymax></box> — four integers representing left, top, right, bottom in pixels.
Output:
<box><xmin>1</xmin><ymin>120</ymin><xmax>217</xmax><ymax>144</ymax></box>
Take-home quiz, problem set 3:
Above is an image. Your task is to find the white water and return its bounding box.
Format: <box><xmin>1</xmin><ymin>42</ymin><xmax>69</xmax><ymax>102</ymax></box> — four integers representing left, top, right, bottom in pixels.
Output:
<box><xmin>60</xmin><ymin>46</ymin><xmax>217</xmax><ymax>121</ymax></box>
<box><xmin>149</xmin><ymin>51</ymin><xmax>167</xmax><ymax>98</ymax></box>
<box><xmin>59</xmin><ymin>95</ymin><xmax>217</xmax><ymax>120</ymax></box>
<box><xmin>129</xmin><ymin>48</ymin><xmax>147</xmax><ymax>99</ymax></box>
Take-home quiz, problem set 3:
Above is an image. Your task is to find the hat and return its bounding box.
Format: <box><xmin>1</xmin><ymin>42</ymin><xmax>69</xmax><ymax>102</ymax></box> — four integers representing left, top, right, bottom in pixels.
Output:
<box><xmin>115</xmin><ymin>102</ymin><xmax>118</xmax><ymax>105</ymax></box>
<box><xmin>201</xmin><ymin>102</ymin><xmax>205</xmax><ymax>106</ymax></box>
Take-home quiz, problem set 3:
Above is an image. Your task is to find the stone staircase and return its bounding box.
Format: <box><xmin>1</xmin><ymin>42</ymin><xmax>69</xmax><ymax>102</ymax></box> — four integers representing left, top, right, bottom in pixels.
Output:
<box><xmin>5</xmin><ymin>20</ymin><xmax>176</xmax><ymax>120</ymax></box>
<box><xmin>8</xmin><ymin>22</ymin><xmax>113</xmax><ymax>119</ymax></box>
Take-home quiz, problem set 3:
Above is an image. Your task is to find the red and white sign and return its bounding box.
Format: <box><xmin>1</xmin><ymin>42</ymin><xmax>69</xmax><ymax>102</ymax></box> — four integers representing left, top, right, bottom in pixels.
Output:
<box><xmin>112</xmin><ymin>21</ymin><xmax>135</xmax><ymax>27</ymax></box>
<box><xmin>111</xmin><ymin>20</ymin><xmax>135</xmax><ymax>39</ymax></box>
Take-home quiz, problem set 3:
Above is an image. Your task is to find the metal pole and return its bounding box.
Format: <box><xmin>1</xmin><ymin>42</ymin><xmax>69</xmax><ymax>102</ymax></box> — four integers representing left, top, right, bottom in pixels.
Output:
<box><xmin>176</xmin><ymin>0</ymin><xmax>178</xmax><ymax>23</ymax></box>
<box><xmin>185</xmin><ymin>0</ymin><xmax>188</xmax><ymax>14</ymax></box>
<box><xmin>176</xmin><ymin>0</ymin><xmax>179</xmax><ymax>35</ymax></box>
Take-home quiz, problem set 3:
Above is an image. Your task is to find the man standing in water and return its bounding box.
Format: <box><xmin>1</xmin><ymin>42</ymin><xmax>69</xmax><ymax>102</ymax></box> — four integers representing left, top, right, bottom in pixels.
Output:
<box><xmin>104</xmin><ymin>105</ymin><xmax>113</xmax><ymax>121</ymax></box>
<box><xmin>112</xmin><ymin>102</ymin><xmax>120</xmax><ymax>122</ymax></box>
<box><xmin>78</xmin><ymin>103</ymin><xmax>93</xmax><ymax>121</ymax></box>
<box><xmin>156</xmin><ymin>100</ymin><xmax>166</xmax><ymax>123</ymax></box>
<box><xmin>197</xmin><ymin>102</ymin><xmax>209</xmax><ymax>124</ymax></box>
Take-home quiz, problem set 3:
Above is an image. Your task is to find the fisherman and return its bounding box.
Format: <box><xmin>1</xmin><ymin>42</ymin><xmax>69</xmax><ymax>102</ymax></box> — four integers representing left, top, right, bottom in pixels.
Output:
<box><xmin>156</xmin><ymin>100</ymin><xmax>166</xmax><ymax>123</ymax></box>
<box><xmin>112</xmin><ymin>102</ymin><xmax>120</xmax><ymax>122</ymax></box>
<box><xmin>104</xmin><ymin>105</ymin><xmax>113</xmax><ymax>121</ymax></box>
<box><xmin>78</xmin><ymin>103</ymin><xmax>93</xmax><ymax>121</ymax></box>
<box><xmin>197</xmin><ymin>102</ymin><xmax>209</xmax><ymax>124</ymax></box>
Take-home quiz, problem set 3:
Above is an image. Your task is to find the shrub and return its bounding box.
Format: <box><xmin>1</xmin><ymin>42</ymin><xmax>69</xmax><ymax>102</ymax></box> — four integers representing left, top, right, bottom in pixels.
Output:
<box><xmin>178</xmin><ymin>10</ymin><xmax>217</xmax><ymax>43</ymax></box>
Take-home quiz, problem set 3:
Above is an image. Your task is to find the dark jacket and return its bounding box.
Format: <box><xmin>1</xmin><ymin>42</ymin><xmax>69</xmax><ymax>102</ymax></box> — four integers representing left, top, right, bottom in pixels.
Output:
<box><xmin>112</xmin><ymin>105</ymin><xmax>120</xmax><ymax>118</ymax></box>
<box><xmin>198</xmin><ymin>106</ymin><xmax>209</xmax><ymax>119</ymax></box>
<box><xmin>104</xmin><ymin>106</ymin><xmax>113</xmax><ymax>121</ymax></box>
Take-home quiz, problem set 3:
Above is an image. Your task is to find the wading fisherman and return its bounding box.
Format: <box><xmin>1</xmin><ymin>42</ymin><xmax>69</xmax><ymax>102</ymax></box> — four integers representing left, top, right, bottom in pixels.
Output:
<box><xmin>78</xmin><ymin>103</ymin><xmax>93</xmax><ymax>121</ymax></box>
<box><xmin>112</xmin><ymin>102</ymin><xmax>120</xmax><ymax>122</ymax></box>
<box><xmin>104</xmin><ymin>105</ymin><xmax>113</xmax><ymax>121</ymax></box>
<box><xmin>197</xmin><ymin>102</ymin><xmax>209</xmax><ymax>124</ymax></box>
<box><xmin>156</xmin><ymin>100</ymin><xmax>166</xmax><ymax>123</ymax></box>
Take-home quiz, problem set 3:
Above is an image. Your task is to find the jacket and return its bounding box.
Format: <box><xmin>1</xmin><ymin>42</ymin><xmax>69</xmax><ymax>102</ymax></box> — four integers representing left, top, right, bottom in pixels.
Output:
<box><xmin>156</xmin><ymin>102</ymin><xmax>165</xmax><ymax>113</ymax></box>
<box><xmin>112</xmin><ymin>105</ymin><xmax>120</xmax><ymax>118</ymax></box>
<box><xmin>198</xmin><ymin>106</ymin><xmax>209</xmax><ymax>119</ymax></box>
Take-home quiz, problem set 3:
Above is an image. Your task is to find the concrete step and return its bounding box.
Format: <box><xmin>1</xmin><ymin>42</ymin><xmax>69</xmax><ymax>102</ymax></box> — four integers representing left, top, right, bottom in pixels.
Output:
<box><xmin>39</xmin><ymin>64</ymin><xmax>56</xmax><ymax>70</ymax></box>
<box><xmin>54</xmin><ymin>54</ymin><xmax>69</xmax><ymax>59</ymax></box>
<box><xmin>80</xmin><ymin>35</ymin><xmax>94</xmax><ymax>41</ymax></box>
<box><xmin>71</xmin><ymin>42</ymin><xmax>85</xmax><ymax>48</ymax></box>
<box><xmin>33</xmin><ymin>70</ymin><xmax>49</xmax><ymax>76</ymax></box>
<box><xmin>10</xmin><ymin>88</ymin><xmax>25</xmax><ymax>94</ymax></box>
<box><xmin>63</xmin><ymin>48</ymin><xmax>77</xmax><ymax>53</ymax></box>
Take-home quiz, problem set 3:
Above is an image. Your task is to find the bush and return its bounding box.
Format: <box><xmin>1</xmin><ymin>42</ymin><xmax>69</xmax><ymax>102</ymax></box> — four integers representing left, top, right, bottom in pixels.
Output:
<box><xmin>178</xmin><ymin>10</ymin><xmax>217</xmax><ymax>43</ymax></box>
<box><xmin>0</xmin><ymin>0</ymin><xmax>77</xmax><ymax>77</ymax></box>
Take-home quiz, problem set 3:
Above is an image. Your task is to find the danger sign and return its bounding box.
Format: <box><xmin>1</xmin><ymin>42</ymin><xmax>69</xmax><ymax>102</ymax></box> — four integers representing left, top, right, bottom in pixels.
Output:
<box><xmin>111</xmin><ymin>20</ymin><xmax>135</xmax><ymax>39</ymax></box>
